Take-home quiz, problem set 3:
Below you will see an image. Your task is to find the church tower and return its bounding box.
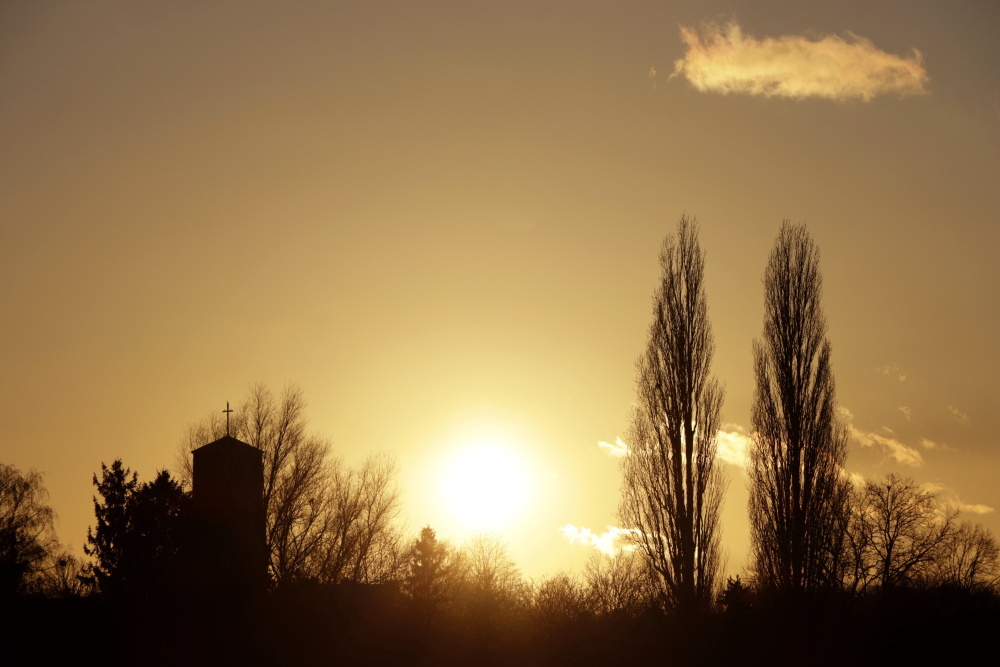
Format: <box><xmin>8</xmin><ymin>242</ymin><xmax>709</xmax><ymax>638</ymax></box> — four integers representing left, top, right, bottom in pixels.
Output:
<box><xmin>192</xmin><ymin>434</ymin><xmax>267</xmax><ymax>592</ymax></box>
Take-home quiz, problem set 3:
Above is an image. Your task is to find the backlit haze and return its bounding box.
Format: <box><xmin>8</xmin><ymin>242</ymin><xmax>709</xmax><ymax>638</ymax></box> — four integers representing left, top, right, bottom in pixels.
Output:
<box><xmin>3</xmin><ymin>1</ymin><xmax>999</xmax><ymax>580</ymax></box>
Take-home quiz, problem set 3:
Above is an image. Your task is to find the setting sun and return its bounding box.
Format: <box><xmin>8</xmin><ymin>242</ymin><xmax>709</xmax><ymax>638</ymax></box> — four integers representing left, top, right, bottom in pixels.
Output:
<box><xmin>439</xmin><ymin>439</ymin><xmax>532</xmax><ymax>533</ymax></box>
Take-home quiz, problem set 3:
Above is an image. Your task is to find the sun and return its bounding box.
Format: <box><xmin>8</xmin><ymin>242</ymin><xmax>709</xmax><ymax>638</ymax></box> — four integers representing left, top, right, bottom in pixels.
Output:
<box><xmin>439</xmin><ymin>438</ymin><xmax>532</xmax><ymax>533</ymax></box>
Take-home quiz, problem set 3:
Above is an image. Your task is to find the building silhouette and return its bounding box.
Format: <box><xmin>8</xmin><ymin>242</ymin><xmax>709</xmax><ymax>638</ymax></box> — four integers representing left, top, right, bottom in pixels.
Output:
<box><xmin>191</xmin><ymin>435</ymin><xmax>267</xmax><ymax>593</ymax></box>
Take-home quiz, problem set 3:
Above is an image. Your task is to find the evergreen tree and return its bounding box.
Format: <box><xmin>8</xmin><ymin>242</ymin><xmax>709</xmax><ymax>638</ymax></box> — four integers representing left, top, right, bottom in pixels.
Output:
<box><xmin>85</xmin><ymin>460</ymin><xmax>190</xmax><ymax>598</ymax></box>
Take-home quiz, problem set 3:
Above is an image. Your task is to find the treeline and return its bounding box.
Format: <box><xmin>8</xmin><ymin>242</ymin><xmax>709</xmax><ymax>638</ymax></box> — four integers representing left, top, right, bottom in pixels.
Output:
<box><xmin>1</xmin><ymin>386</ymin><xmax>659</xmax><ymax>664</ymax></box>
<box><xmin>5</xmin><ymin>392</ymin><xmax>998</xmax><ymax>665</ymax></box>
<box><xmin>4</xmin><ymin>220</ymin><xmax>999</xmax><ymax>664</ymax></box>
<box><xmin>1</xmin><ymin>450</ymin><xmax>663</xmax><ymax>664</ymax></box>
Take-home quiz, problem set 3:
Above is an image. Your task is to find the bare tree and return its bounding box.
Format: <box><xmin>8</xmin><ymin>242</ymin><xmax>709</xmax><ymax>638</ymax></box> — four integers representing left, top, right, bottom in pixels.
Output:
<box><xmin>307</xmin><ymin>452</ymin><xmax>404</xmax><ymax>585</ymax></box>
<box><xmin>0</xmin><ymin>464</ymin><xmax>59</xmax><ymax>598</ymax></box>
<box><xmin>931</xmin><ymin>521</ymin><xmax>999</xmax><ymax>592</ymax></box>
<box><xmin>454</xmin><ymin>533</ymin><xmax>530</xmax><ymax>631</ymax></box>
<box><xmin>619</xmin><ymin>216</ymin><xmax>725</xmax><ymax>614</ymax></box>
<box><xmin>845</xmin><ymin>474</ymin><xmax>959</xmax><ymax>594</ymax></box>
<box><xmin>747</xmin><ymin>222</ymin><xmax>849</xmax><ymax>597</ymax></box>
<box><xmin>583</xmin><ymin>551</ymin><xmax>657</xmax><ymax>617</ymax></box>
<box><xmin>37</xmin><ymin>550</ymin><xmax>91</xmax><ymax>598</ymax></box>
<box><xmin>532</xmin><ymin>572</ymin><xmax>591</xmax><ymax>639</ymax></box>
<box><xmin>179</xmin><ymin>383</ymin><xmax>402</xmax><ymax>586</ymax></box>
<box><xmin>461</xmin><ymin>533</ymin><xmax>527</xmax><ymax>603</ymax></box>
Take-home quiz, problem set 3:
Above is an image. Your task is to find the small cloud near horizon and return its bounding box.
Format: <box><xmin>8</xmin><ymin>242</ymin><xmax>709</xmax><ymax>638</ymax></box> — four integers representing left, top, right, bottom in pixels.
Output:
<box><xmin>598</xmin><ymin>438</ymin><xmax>630</xmax><ymax>457</ymax></box>
<box><xmin>560</xmin><ymin>524</ymin><xmax>638</xmax><ymax>556</ymax></box>
<box><xmin>672</xmin><ymin>20</ymin><xmax>928</xmax><ymax>102</ymax></box>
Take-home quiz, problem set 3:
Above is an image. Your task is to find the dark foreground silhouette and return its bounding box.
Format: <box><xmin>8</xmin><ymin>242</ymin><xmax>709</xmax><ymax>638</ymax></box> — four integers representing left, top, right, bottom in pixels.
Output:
<box><xmin>8</xmin><ymin>582</ymin><xmax>999</xmax><ymax>667</ymax></box>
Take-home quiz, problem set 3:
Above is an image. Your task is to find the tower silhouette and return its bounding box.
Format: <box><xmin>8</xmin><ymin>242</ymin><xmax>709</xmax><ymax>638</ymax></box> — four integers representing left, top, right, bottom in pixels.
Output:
<box><xmin>191</xmin><ymin>434</ymin><xmax>267</xmax><ymax>593</ymax></box>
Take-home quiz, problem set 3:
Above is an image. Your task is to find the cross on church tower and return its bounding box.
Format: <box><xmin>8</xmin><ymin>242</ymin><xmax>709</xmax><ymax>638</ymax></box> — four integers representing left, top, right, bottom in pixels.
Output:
<box><xmin>223</xmin><ymin>401</ymin><xmax>234</xmax><ymax>436</ymax></box>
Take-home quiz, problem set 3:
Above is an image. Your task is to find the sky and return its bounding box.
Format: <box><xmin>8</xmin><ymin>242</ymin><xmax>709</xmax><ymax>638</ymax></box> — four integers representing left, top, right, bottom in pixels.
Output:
<box><xmin>3</xmin><ymin>0</ymin><xmax>999</xmax><ymax>580</ymax></box>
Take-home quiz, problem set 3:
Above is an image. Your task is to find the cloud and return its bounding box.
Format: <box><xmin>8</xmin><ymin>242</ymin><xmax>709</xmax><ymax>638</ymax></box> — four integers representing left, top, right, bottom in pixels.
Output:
<box><xmin>672</xmin><ymin>20</ymin><xmax>929</xmax><ymax>102</ymax></box>
<box><xmin>848</xmin><ymin>423</ymin><xmax>924</xmax><ymax>466</ymax></box>
<box><xmin>921</xmin><ymin>482</ymin><xmax>995</xmax><ymax>515</ymax></box>
<box><xmin>954</xmin><ymin>501</ymin><xmax>995</xmax><ymax>515</ymax></box>
<box><xmin>598</xmin><ymin>438</ymin><xmax>630</xmax><ymax>457</ymax></box>
<box><xmin>947</xmin><ymin>405</ymin><xmax>970</xmax><ymax>426</ymax></box>
<box><xmin>717</xmin><ymin>424</ymin><xmax>751</xmax><ymax>468</ymax></box>
<box><xmin>919</xmin><ymin>437</ymin><xmax>953</xmax><ymax>451</ymax></box>
<box><xmin>898</xmin><ymin>406</ymin><xmax>912</xmax><ymax>421</ymax></box>
<box><xmin>876</xmin><ymin>365</ymin><xmax>908</xmax><ymax>382</ymax></box>
<box><xmin>845</xmin><ymin>470</ymin><xmax>867</xmax><ymax>488</ymax></box>
<box><xmin>560</xmin><ymin>524</ymin><xmax>639</xmax><ymax>556</ymax></box>
<box><xmin>599</xmin><ymin>426</ymin><xmax>750</xmax><ymax>468</ymax></box>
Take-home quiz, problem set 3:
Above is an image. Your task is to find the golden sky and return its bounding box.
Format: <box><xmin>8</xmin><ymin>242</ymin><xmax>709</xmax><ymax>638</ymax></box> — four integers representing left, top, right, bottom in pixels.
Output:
<box><xmin>3</xmin><ymin>1</ymin><xmax>999</xmax><ymax>579</ymax></box>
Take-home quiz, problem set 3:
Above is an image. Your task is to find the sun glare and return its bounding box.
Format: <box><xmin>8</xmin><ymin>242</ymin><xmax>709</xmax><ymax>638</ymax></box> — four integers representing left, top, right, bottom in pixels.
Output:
<box><xmin>439</xmin><ymin>439</ymin><xmax>532</xmax><ymax>533</ymax></box>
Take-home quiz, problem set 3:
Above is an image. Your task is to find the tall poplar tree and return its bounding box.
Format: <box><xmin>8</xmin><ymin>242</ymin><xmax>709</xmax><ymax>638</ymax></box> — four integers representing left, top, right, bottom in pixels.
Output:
<box><xmin>747</xmin><ymin>222</ymin><xmax>849</xmax><ymax>598</ymax></box>
<box><xmin>619</xmin><ymin>216</ymin><xmax>725</xmax><ymax>614</ymax></box>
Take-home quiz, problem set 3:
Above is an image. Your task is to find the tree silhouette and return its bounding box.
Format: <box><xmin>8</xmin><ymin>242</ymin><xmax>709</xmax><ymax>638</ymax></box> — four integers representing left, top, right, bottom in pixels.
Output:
<box><xmin>747</xmin><ymin>222</ymin><xmax>849</xmax><ymax>598</ymax></box>
<box><xmin>932</xmin><ymin>521</ymin><xmax>1000</xmax><ymax>592</ymax></box>
<box><xmin>37</xmin><ymin>550</ymin><xmax>90</xmax><ymax>598</ymax></box>
<box><xmin>844</xmin><ymin>473</ymin><xmax>958</xmax><ymax>594</ymax></box>
<box><xmin>717</xmin><ymin>575</ymin><xmax>752</xmax><ymax>615</ymax></box>
<box><xmin>84</xmin><ymin>460</ymin><xmax>190</xmax><ymax>599</ymax></box>
<box><xmin>404</xmin><ymin>526</ymin><xmax>454</xmax><ymax>614</ymax></box>
<box><xmin>619</xmin><ymin>216</ymin><xmax>725</xmax><ymax>614</ymax></box>
<box><xmin>0</xmin><ymin>463</ymin><xmax>58</xmax><ymax>598</ymax></box>
<box><xmin>532</xmin><ymin>572</ymin><xmax>591</xmax><ymax>648</ymax></box>
<box><xmin>314</xmin><ymin>452</ymin><xmax>404</xmax><ymax>585</ymax></box>
<box><xmin>462</xmin><ymin>533</ymin><xmax>527</xmax><ymax>604</ymax></box>
<box><xmin>84</xmin><ymin>460</ymin><xmax>138</xmax><ymax>596</ymax></box>
<box><xmin>583</xmin><ymin>551</ymin><xmax>656</xmax><ymax>618</ymax></box>
<box><xmin>455</xmin><ymin>533</ymin><xmax>530</xmax><ymax>637</ymax></box>
<box><xmin>534</xmin><ymin>572</ymin><xmax>589</xmax><ymax>624</ymax></box>
<box><xmin>130</xmin><ymin>469</ymin><xmax>191</xmax><ymax>595</ymax></box>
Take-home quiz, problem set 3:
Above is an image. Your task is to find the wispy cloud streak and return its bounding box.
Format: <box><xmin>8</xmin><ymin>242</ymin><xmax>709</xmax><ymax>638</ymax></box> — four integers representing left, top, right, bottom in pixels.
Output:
<box><xmin>947</xmin><ymin>405</ymin><xmax>970</xmax><ymax>426</ymax></box>
<box><xmin>672</xmin><ymin>20</ymin><xmax>928</xmax><ymax>102</ymax></box>
<box><xmin>922</xmin><ymin>482</ymin><xmax>995</xmax><ymax>515</ymax></box>
<box><xmin>919</xmin><ymin>437</ymin><xmax>951</xmax><ymax>451</ymax></box>
<box><xmin>849</xmin><ymin>423</ymin><xmax>924</xmax><ymax>466</ymax></box>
